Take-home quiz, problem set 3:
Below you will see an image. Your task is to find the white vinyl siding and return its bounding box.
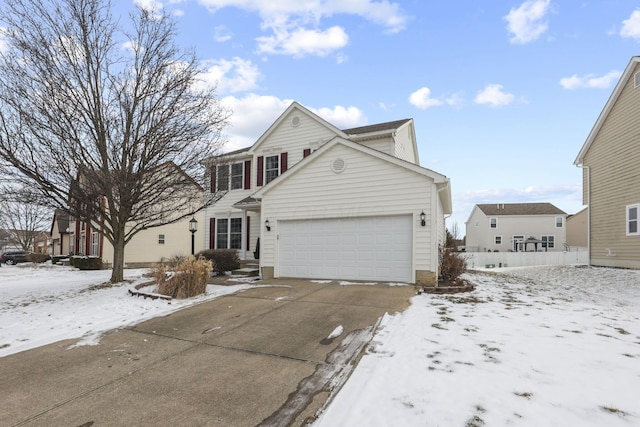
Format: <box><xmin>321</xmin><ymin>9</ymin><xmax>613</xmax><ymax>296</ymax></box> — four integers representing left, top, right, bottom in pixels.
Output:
<box><xmin>259</xmin><ymin>143</ymin><xmax>439</xmax><ymax>280</ymax></box>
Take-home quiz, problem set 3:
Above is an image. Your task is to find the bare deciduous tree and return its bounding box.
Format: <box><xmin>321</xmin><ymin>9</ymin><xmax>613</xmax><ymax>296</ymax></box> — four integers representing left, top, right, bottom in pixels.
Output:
<box><xmin>0</xmin><ymin>188</ymin><xmax>52</xmax><ymax>251</ymax></box>
<box><xmin>0</xmin><ymin>0</ymin><xmax>229</xmax><ymax>281</ymax></box>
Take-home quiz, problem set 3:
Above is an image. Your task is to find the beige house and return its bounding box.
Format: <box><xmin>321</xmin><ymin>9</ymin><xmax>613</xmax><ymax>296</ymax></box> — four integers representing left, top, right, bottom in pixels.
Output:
<box><xmin>204</xmin><ymin>101</ymin><xmax>452</xmax><ymax>284</ymax></box>
<box><xmin>465</xmin><ymin>203</ymin><xmax>567</xmax><ymax>252</ymax></box>
<box><xmin>50</xmin><ymin>165</ymin><xmax>206</xmax><ymax>268</ymax></box>
<box><xmin>566</xmin><ymin>207</ymin><xmax>588</xmax><ymax>249</ymax></box>
<box><xmin>574</xmin><ymin>56</ymin><xmax>640</xmax><ymax>269</ymax></box>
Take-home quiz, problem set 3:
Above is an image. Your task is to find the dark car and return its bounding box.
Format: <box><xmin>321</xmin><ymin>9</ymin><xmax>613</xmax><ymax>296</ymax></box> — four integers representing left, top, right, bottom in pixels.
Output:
<box><xmin>0</xmin><ymin>251</ymin><xmax>31</xmax><ymax>265</ymax></box>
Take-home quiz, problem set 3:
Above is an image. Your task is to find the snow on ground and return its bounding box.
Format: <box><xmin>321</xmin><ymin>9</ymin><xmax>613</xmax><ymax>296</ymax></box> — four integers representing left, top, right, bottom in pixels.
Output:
<box><xmin>0</xmin><ymin>263</ymin><xmax>253</xmax><ymax>357</ymax></box>
<box><xmin>3</xmin><ymin>263</ymin><xmax>640</xmax><ymax>426</ymax></box>
<box><xmin>315</xmin><ymin>265</ymin><xmax>640</xmax><ymax>427</ymax></box>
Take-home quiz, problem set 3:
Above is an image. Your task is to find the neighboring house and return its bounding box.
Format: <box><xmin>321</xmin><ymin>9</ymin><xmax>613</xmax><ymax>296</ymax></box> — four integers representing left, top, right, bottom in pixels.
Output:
<box><xmin>566</xmin><ymin>208</ymin><xmax>588</xmax><ymax>249</ymax></box>
<box><xmin>204</xmin><ymin>101</ymin><xmax>452</xmax><ymax>284</ymax></box>
<box><xmin>574</xmin><ymin>56</ymin><xmax>640</xmax><ymax>269</ymax></box>
<box><xmin>50</xmin><ymin>164</ymin><xmax>206</xmax><ymax>268</ymax></box>
<box><xmin>465</xmin><ymin>203</ymin><xmax>567</xmax><ymax>252</ymax></box>
<box><xmin>33</xmin><ymin>231</ymin><xmax>51</xmax><ymax>254</ymax></box>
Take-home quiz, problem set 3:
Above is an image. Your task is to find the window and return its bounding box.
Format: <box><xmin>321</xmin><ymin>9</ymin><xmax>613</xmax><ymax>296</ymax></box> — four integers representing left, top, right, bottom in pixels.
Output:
<box><xmin>91</xmin><ymin>232</ymin><xmax>99</xmax><ymax>256</ymax></box>
<box><xmin>158</xmin><ymin>234</ymin><xmax>165</xmax><ymax>244</ymax></box>
<box><xmin>495</xmin><ymin>236</ymin><xmax>502</xmax><ymax>245</ymax></box>
<box><xmin>216</xmin><ymin>219</ymin><xmax>228</xmax><ymax>249</ymax></box>
<box><xmin>556</xmin><ymin>216</ymin><xmax>563</xmax><ymax>228</ymax></box>
<box><xmin>490</xmin><ymin>218</ymin><xmax>497</xmax><ymax>228</ymax></box>
<box><xmin>627</xmin><ymin>204</ymin><xmax>639</xmax><ymax>235</ymax></box>
<box><xmin>217</xmin><ymin>165</ymin><xmax>229</xmax><ymax>191</ymax></box>
<box><xmin>216</xmin><ymin>218</ymin><xmax>243</xmax><ymax>249</ymax></box>
<box><xmin>265</xmin><ymin>155</ymin><xmax>279</xmax><ymax>184</ymax></box>
<box><xmin>230</xmin><ymin>163</ymin><xmax>243</xmax><ymax>190</ymax></box>
<box><xmin>541</xmin><ymin>235</ymin><xmax>555</xmax><ymax>249</ymax></box>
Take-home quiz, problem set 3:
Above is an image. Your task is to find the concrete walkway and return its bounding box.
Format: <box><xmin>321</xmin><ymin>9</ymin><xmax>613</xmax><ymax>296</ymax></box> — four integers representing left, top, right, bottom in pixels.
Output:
<box><xmin>1</xmin><ymin>279</ymin><xmax>415</xmax><ymax>427</ymax></box>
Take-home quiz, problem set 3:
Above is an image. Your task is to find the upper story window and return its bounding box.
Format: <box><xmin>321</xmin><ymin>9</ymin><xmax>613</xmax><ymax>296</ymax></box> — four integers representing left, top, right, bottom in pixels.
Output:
<box><xmin>555</xmin><ymin>216</ymin><xmax>564</xmax><ymax>228</ymax></box>
<box><xmin>490</xmin><ymin>218</ymin><xmax>497</xmax><ymax>228</ymax></box>
<box><xmin>495</xmin><ymin>236</ymin><xmax>502</xmax><ymax>245</ymax></box>
<box><xmin>230</xmin><ymin>163</ymin><xmax>243</xmax><ymax>190</ymax></box>
<box><xmin>213</xmin><ymin>162</ymin><xmax>249</xmax><ymax>192</ymax></box>
<box><xmin>627</xmin><ymin>204</ymin><xmax>639</xmax><ymax>236</ymax></box>
<box><xmin>265</xmin><ymin>155</ymin><xmax>279</xmax><ymax>184</ymax></box>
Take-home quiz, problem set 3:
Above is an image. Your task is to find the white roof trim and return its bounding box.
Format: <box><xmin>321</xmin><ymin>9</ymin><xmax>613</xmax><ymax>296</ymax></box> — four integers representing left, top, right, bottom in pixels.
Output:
<box><xmin>574</xmin><ymin>56</ymin><xmax>640</xmax><ymax>166</ymax></box>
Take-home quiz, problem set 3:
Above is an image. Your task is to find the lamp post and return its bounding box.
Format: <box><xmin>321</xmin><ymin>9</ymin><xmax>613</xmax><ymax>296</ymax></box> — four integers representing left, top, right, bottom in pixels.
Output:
<box><xmin>189</xmin><ymin>217</ymin><xmax>198</xmax><ymax>255</ymax></box>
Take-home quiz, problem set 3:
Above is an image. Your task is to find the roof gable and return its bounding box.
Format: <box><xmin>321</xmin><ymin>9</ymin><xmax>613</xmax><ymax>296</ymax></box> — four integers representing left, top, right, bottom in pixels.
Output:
<box><xmin>249</xmin><ymin>101</ymin><xmax>346</xmax><ymax>154</ymax></box>
<box><xmin>575</xmin><ymin>56</ymin><xmax>640</xmax><ymax>165</ymax></box>
<box><xmin>252</xmin><ymin>136</ymin><xmax>451</xmax><ymax>213</ymax></box>
<box><xmin>477</xmin><ymin>203</ymin><xmax>566</xmax><ymax>216</ymax></box>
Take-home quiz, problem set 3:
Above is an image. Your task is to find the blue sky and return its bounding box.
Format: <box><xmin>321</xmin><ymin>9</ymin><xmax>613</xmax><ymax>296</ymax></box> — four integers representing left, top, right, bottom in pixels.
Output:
<box><xmin>122</xmin><ymin>0</ymin><xmax>639</xmax><ymax>232</ymax></box>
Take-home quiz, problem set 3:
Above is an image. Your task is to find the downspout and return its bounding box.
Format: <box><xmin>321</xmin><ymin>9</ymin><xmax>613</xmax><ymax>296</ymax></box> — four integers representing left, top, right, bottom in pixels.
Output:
<box><xmin>578</xmin><ymin>165</ymin><xmax>591</xmax><ymax>265</ymax></box>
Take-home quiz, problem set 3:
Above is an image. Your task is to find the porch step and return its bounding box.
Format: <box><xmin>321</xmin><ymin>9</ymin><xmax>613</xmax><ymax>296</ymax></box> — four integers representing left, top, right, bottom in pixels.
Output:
<box><xmin>232</xmin><ymin>267</ymin><xmax>260</xmax><ymax>277</ymax></box>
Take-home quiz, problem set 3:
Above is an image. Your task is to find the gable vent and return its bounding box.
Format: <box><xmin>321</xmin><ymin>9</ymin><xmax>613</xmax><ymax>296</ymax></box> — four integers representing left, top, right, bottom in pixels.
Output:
<box><xmin>291</xmin><ymin>116</ymin><xmax>301</xmax><ymax>127</ymax></box>
<box><xmin>331</xmin><ymin>158</ymin><xmax>346</xmax><ymax>173</ymax></box>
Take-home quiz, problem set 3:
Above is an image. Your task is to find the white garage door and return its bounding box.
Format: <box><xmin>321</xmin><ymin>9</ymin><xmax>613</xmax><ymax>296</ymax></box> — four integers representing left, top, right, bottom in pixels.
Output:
<box><xmin>278</xmin><ymin>215</ymin><xmax>413</xmax><ymax>282</ymax></box>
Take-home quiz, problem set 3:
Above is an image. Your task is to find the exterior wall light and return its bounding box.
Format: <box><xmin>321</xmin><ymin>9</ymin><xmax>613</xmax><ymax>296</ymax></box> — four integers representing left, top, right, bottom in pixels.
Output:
<box><xmin>420</xmin><ymin>211</ymin><xmax>426</xmax><ymax>227</ymax></box>
<box><xmin>265</xmin><ymin>219</ymin><xmax>271</xmax><ymax>231</ymax></box>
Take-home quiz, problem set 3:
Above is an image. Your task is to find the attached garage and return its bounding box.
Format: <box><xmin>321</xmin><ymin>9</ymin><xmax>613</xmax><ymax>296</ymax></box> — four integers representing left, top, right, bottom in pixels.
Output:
<box><xmin>278</xmin><ymin>215</ymin><xmax>413</xmax><ymax>282</ymax></box>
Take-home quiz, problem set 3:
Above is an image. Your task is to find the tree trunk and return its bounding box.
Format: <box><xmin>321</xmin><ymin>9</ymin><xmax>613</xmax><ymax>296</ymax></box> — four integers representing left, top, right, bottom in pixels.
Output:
<box><xmin>110</xmin><ymin>231</ymin><xmax>125</xmax><ymax>283</ymax></box>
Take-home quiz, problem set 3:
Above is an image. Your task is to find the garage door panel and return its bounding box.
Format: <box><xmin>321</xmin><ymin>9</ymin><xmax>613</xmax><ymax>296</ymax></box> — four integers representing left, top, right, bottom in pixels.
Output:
<box><xmin>278</xmin><ymin>216</ymin><xmax>412</xmax><ymax>282</ymax></box>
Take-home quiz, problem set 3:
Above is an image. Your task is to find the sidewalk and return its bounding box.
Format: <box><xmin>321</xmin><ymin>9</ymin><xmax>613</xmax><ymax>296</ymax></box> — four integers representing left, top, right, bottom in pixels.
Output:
<box><xmin>1</xmin><ymin>279</ymin><xmax>414</xmax><ymax>427</ymax></box>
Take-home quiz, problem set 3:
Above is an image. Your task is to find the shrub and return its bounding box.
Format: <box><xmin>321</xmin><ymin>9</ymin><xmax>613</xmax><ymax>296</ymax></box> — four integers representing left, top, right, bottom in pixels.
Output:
<box><xmin>51</xmin><ymin>255</ymin><xmax>67</xmax><ymax>265</ymax></box>
<box><xmin>438</xmin><ymin>246</ymin><xmax>468</xmax><ymax>286</ymax></box>
<box><xmin>28</xmin><ymin>253</ymin><xmax>50</xmax><ymax>263</ymax></box>
<box><xmin>195</xmin><ymin>249</ymin><xmax>239</xmax><ymax>275</ymax></box>
<box><xmin>69</xmin><ymin>256</ymin><xmax>103</xmax><ymax>270</ymax></box>
<box><xmin>155</xmin><ymin>256</ymin><xmax>212</xmax><ymax>299</ymax></box>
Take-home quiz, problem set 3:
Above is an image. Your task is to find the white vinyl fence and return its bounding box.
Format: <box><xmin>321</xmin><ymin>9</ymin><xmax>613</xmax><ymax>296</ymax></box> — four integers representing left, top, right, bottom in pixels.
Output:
<box><xmin>464</xmin><ymin>247</ymin><xmax>588</xmax><ymax>269</ymax></box>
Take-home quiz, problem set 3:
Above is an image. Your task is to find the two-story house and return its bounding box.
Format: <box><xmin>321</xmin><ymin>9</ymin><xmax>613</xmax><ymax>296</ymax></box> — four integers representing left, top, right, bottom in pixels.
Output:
<box><xmin>204</xmin><ymin>102</ymin><xmax>452</xmax><ymax>284</ymax></box>
<box><xmin>574</xmin><ymin>56</ymin><xmax>640</xmax><ymax>269</ymax></box>
<box><xmin>465</xmin><ymin>203</ymin><xmax>567</xmax><ymax>252</ymax></box>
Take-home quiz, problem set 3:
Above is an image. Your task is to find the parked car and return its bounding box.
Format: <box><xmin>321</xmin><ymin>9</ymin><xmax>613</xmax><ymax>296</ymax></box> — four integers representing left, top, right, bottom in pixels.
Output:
<box><xmin>0</xmin><ymin>251</ymin><xmax>31</xmax><ymax>265</ymax></box>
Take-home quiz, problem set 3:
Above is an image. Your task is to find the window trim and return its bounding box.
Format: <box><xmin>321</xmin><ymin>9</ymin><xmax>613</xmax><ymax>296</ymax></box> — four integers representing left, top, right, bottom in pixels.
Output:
<box><xmin>158</xmin><ymin>234</ymin><xmax>165</xmax><ymax>245</ymax></box>
<box><xmin>265</xmin><ymin>155</ymin><xmax>279</xmax><ymax>184</ymax></box>
<box><xmin>490</xmin><ymin>218</ymin><xmax>497</xmax><ymax>228</ymax></box>
<box><xmin>541</xmin><ymin>235</ymin><xmax>555</xmax><ymax>249</ymax></box>
<box><xmin>230</xmin><ymin>163</ymin><xmax>244</xmax><ymax>190</ymax></box>
<box><xmin>627</xmin><ymin>203</ymin><xmax>639</xmax><ymax>236</ymax></box>
<box><xmin>555</xmin><ymin>216</ymin><xmax>564</xmax><ymax>228</ymax></box>
<box><xmin>216</xmin><ymin>217</ymin><xmax>243</xmax><ymax>249</ymax></box>
<box><xmin>494</xmin><ymin>235</ymin><xmax>502</xmax><ymax>245</ymax></box>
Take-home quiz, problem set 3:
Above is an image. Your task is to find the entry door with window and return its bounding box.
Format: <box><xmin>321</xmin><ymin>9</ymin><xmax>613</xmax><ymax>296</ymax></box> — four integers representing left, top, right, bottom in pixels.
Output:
<box><xmin>216</xmin><ymin>218</ymin><xmax>242</xmax><ymax>249</ymax></box>
<box><xmin>513</xmin><ymin>235</ymin><xmax>524</xmax><ymax>252</ymax></box>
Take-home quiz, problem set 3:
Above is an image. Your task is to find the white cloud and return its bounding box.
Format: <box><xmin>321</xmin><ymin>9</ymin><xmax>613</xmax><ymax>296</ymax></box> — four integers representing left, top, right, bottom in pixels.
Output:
<box><xmin>309</xmin><ymin>105</ymin><xmax>367</xmax><ymax>129</ymax></box>
<box><xmin>198</xmin><ymin>0</ymin><xmax>407</xmax><ymax>57</ymax></box>
<box><xmin>197</xmin><ymin>57</ymin><xmax>262</xmax><ymax>94</ymax></box>
<box><xmin>213</xmin><ymin>25</ymin><xmax>233</xmax><ymax>42</ymax></box>
<box><xmin>560</xmin><ymin>70</ymin><xmax>622</xmax><ymax>90</ymax></box>
<box><xmin>256</xmin><ymin>26</ymin><xmax>349</xmax><ymax>57</ymax></box>
<box><xmin>474</xmin><ymin>84</ymin><xmax>515</xmax><ymax>107</ymax></box>
<box><xmin>620</xmin><ymin>9</ymin><xmax>640</xmax><ymax>40</ymax></box>
<box><xmin>504</xmin><ymin>0</ymin><xmax>551</xmax><ymax>44</ymax></box>
<box><xmin>409</xmin><ymin>87</ymin><xmax>443</xmax><ymax>109</ymax></box>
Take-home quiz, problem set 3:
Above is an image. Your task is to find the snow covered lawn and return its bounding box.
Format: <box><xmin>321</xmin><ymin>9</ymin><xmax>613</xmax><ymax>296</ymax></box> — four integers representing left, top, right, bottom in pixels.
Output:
<box><xmin>315</xmin><ymin>265</ymin><xmax>640</xmax><ymax>427</ymax></box>
<box><xmin>0</xmin><ymin>263</ymin><xmax>253</xmax><ymax>358</ymax></box>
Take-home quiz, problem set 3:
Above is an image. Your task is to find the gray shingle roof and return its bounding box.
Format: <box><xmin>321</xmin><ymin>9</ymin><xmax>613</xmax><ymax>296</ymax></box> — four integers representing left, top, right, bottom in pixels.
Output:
<box><xmin>477</xmin><ymin>203</ymin><xmax>566</xmax><ymax>216</ymax></box>
<box><xmin>342</xmin><ymin>119</ymin><xmax>411</xmax><ymax>135</ymax></box>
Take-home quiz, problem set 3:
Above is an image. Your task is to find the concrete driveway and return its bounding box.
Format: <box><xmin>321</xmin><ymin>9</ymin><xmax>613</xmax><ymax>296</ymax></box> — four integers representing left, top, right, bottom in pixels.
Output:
<box><xmin>1</xmin><ymin>279</ymin><xmax>414</xmax><ymax>427</ymax></box>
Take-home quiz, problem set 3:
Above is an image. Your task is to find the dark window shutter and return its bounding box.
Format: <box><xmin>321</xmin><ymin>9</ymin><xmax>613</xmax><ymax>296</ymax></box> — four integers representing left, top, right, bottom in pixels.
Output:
<box><xmin>244</xmin><ymin>160</ymin><xmax>251</xmax><ymax>190</ymax></box>
<box><xmin>210</xmin><ymin>166</ymin><xmax>216</xmax><ymax>193</ymax></box>
<box><xmin>209</xmin><ymin>217</ymin><xmax>216</xmax><ymax>249</ymax></box>
<box><xmin>246</xmin><ymin>216</ymin><xmax>251</xmax><ymax>249</ymax></box>
<box><xmin>280</xmin><ymin>152</ymin><xmax>288</xmax><ymax>173</ymax></box>
<box><xmin>257</xmin><ymin>156</ymin><xmax>264</xmax><ymax>186</ymax></box>
<box><xmin>303</xmin><ymin>148</ymin><xmax>311</xmax><ymax>158</ymax></box>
